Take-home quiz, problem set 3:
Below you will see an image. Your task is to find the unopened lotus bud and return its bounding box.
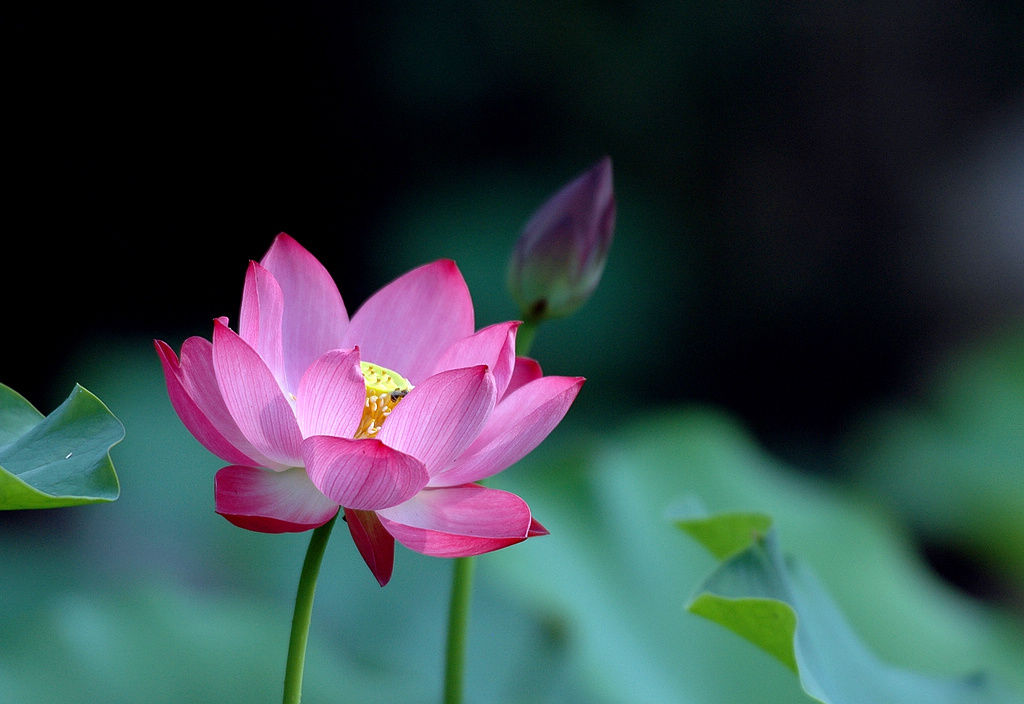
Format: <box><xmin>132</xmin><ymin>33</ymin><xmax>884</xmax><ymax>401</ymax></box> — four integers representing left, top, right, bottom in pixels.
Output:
<box><xmin>507</xmin><ymin>157</ymin><xmax>615</xmax><ymax>321</ymax></box>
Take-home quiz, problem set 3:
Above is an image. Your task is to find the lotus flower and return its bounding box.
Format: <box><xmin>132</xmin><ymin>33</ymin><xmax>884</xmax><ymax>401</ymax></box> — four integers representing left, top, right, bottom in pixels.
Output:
<box><xmin>156</xmin><ymin>234</ymin><xmax>583</xmax><ymax>585</ymax></box>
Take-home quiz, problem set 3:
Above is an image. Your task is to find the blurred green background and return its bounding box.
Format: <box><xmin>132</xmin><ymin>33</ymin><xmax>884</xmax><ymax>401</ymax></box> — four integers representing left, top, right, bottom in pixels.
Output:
<box><xmin>5</xmin><ymin>2</ymin><xmax>1024</xmax><ymax>702</ymax></box>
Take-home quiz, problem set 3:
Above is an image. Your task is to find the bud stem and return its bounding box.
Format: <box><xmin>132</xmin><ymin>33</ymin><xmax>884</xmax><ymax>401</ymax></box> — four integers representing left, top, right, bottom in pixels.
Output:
<box><xmin>516</xmin><ymin>318</ymin><xmax>540</xmax><ymax>357</ymax></box>
<box><xmin>442</xmin><ymin>316</ymin><xmax>540</xmax><ymax>703</ymax></box>
<box><xmin>442</xmin><ymin>554</ymin><xmax>476</xmax><ymax>704</ymax></box>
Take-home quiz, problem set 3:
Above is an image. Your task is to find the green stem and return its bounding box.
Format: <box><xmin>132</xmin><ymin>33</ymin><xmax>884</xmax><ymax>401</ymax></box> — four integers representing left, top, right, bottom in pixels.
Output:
<box><xmin>441</xmin><ymin>316</ymin><xmax>542</xmax><ymax>703</ymax></box>
<box><xmin>283</xmin><ymin>513</ymin><xmax>338</xmax><ymax>704</ymax></box>
<box><xmin>516</xmin><ymin>318</ymin><xmax>540</xmax><ymax>357</ymax></box>
<box><xmin>442</xmin><ymin>554</ymin><xmax>476</xmax><ymax>704</ymax></box>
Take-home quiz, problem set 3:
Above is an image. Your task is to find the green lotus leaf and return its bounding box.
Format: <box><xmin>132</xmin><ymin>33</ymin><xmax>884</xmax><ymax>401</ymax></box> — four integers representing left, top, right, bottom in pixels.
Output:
<box><xmin>0</xmin><ymin>383</ymin><xmax>123</xmax><ymax>509</ymax></box>
<box><xmin>671</xmin><ymin>499</ymin><xmax>772</xmax><ymax>561</ymax></box>
<box><xmin>683</xmin><ymin>511</ymin><xmax>1021</xmax><ymax>704</ymax></box>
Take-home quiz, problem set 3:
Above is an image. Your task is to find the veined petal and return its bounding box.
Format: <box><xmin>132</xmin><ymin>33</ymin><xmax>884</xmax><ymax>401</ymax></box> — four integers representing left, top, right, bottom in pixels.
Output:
<box><xmin>342</xmin><ymin>260</ymin><xmax>474</xmax><ymax>383</ymax></box>
<box><xmin>155</xmin><ymin>338</ymin><xmax>279</xmax><ymax>468</ymax></box>
<box><xmin>433</xmin><ymin>322</ymin><xmax>519</xmax><ymax>400</ymax></box>
<box><xmin>215</xmin><ymin>465</ymin><xmax>338</xmax><ymax>533</ymax></box>
<box><xmin>302</xmin><ymin>435</ymin><xmax>428</xmax><ymax>510</ymax></box>
<box><xmin>238</xmin><ymin>261</ymin><xmax>286</xmax><ymax>389</ymax></box>
<box><xmin>260</xmin><ymin>233</ymin><xmax>349</xmax><ymax>394</ymax></box>
<box><xmin>377</xmin><ymin>485</ymin><xmax>535</xmax><ymax>557</ymax></box>
<box><xmin>504</xmin><ymin>356</ymin><xmax>543</xmax><ymax>400</ymax></box>
<box><xmin>429</xmin><ymin>375</ymin><xmax>584</xmax><ymax>487</ymax></box>
<box><xmin>344</xmin><ymin>508</ymin><xmax>395</xmax><ymax>587</ymax></box>
<box><xmin>212</xmin><ymin>320</ymin><xmax>304</xmax><ymax>467</ymax></box>
<box><xmin>377</xmin><ymin>366</ymin><xmax>496</xmax><ymax>476</ymax></box>
<box><xmin>296</xmin><ymin>347</ymin><xmax>365</xmax><ymax>438</ymax></box>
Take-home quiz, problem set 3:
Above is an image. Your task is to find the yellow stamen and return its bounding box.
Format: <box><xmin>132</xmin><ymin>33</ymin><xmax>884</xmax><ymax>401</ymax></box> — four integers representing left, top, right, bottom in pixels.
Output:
<box><xmin>356</xmin><ymin>361</ymin><xmax>413</xmax><ymax>438</ymax></box>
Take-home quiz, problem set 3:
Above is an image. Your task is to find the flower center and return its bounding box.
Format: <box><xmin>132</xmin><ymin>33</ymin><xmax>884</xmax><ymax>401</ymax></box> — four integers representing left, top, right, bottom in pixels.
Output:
<box><xmin>356</xmin><ymin>361</ymin><xmax>413</xmax><ymax>438</ymax></box>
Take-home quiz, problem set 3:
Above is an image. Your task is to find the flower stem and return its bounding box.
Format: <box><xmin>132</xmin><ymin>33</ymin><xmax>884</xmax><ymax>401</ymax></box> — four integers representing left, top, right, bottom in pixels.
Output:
<box><xmin>283</xmin><ymin>513</ymin><xmax>338</xmax><ymax>704</ymax></box>
<box><xmin>442</xmin><ymin>554</ymin><xmax>476</xmax><ymax>704</ymax></box>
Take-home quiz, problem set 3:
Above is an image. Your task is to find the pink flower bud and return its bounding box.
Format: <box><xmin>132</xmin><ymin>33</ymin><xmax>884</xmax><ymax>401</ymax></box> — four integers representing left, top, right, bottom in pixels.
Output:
<box><xmin>508</xmin><ymin>157</ymin><xmax>616</xmax><ymax>321</ymax></box>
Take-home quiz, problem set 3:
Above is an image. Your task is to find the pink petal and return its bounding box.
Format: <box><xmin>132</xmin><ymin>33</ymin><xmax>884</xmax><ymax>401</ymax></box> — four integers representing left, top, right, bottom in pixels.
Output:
<box><xmin>429</xmin><ymin>375</ymin><xmax>584</xmax><ymax>487</ymax></box>
<box><xmin>212</xmin><ymin>320</ymin><xmax>304</xmax><ymax>467</ymax></box>
<box><xmin>344</xmin><ymin>508</ymin><xmax>395</xmax><ymax>587</ymax></box>
<box><xmin>302</xmin><ymin>435</ymin><xmax>429</xmax><ymax>510</ymax></box>
<box><xmin>259</xmin><ymin>234</ymin><xmax>349</xmax><ymax>394</ymax></box>
<box><xmin>215</xmin><ymin>465</ymin><xmax>339</xmax><ymax>533</ymax></box>
<box><xmin>504</xmin><ymin>356</ymin><xmax>543</xmax><ymax>399</ymax></box>
<box><xmin>342</xmin><ymin>260</ymin><xmax>474</xmax><ymax>383</ymax></box>
<box><xmin>155</xmin><ymin>338</ymin><xmax>278</xmax><ymax>468</ymax></box>
<box><xmin>238</xmin><ymin>261</ymin><xmax>286</xmax><ymax>389</ymax></box>
<box><xmin>295</xmin><ymin>347</ymin><xmax>365</xmax><ymax>438</ymax></box>
<box><xmin>528</xmin><ymin>517</ymin><xmax>549</xmax><ymax>537</ymax></box>
<box><xmin>377</xmin><ymin>366</ymin><xmax>496</xmax><ymax>476</ymax></box>
<box><xmin>433</xmin><ymin>322</ymin><xmax>519</xmax><ymax>400</ymax></box>
<box><xmin>377</xmin><ymin>484</ymin><xmax>534</xmax><ymax>557</ymax></box>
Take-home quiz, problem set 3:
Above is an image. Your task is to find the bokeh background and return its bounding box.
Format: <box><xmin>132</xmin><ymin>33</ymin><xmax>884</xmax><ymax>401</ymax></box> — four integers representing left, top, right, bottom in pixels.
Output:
<box><xmin>5</xmin><ymin>2</ymin><xmax>1024</xmax><ymax>702</ymax></box>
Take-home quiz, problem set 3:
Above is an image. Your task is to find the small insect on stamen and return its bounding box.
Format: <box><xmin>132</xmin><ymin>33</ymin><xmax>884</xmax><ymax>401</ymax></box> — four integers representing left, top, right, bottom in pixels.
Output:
<box><xmin>357</xmin><ymin>360</ymin><xmax>413</xmax><ymax>438</ymax></box>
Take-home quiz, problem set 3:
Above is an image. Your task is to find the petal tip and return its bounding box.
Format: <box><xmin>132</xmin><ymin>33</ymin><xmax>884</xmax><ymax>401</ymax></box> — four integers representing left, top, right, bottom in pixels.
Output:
<box><xmin>154</xmin><ymin>338</ymin><xmax>176</xmax><ymax>361</ymax></box>
<box><xmin>528</xmin><ymin>517</ymin><xmax>549</xmax><ymax>537</ymax></box>
<box><xmin>344</xmin><ymin>508</ymin><xmax>396</xmax><ymax>586</ymax></box>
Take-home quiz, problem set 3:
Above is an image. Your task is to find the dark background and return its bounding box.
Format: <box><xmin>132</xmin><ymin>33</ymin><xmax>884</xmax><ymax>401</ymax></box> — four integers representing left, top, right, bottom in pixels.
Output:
<box><xmin>7</xmin><ymin>0</ymin><xmax>1024</xmax><ymax>467</ymax></box>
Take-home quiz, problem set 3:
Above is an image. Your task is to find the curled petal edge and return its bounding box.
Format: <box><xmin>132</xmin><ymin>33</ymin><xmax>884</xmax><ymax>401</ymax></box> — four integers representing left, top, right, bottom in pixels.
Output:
<box><xmin>214</xmin><ymin>465</ymin><xmax>339</xmax><ymax>534</ymax></box>
<box><xmin>377</xmin><ymin>484</ymin><xmax>537</xmax><ymax>558</ymax></box>
<box><xmin>154</xmin><ymin>339</ymin><xmax>269</xmax><ymax>468</ymax></box>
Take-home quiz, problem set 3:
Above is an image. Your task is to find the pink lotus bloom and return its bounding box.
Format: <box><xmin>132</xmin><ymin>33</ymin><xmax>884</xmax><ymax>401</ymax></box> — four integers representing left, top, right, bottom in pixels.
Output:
<box><xmin>156</xmin><ymin>234</ymin><xmax>583</xmax><ymax>585</ymax></box>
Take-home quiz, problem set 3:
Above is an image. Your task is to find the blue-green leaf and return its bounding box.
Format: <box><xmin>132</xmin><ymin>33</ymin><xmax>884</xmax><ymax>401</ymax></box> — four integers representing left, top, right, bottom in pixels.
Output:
<box><xmin>0</xmin><ymin>383</ymin><xmax>123</xmax><ymax>509</ymax></box>
<box><xmin>682</xmin><ymin>511</ymin><xmax>1021</xmax><ymax>704</ymax></box>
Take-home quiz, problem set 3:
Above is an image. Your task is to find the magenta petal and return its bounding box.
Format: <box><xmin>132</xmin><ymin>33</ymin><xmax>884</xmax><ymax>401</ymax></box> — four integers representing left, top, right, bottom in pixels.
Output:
<box><xmin>528</xmin><ymin>517</ymin><xmax>549</xmax><ymax>537</ymax></box>
<box><xmin>238</xmin><ymin>261</ymin><xmax>286</xmax><ymax>389</ymax></box>
<box><xmin>504</xmin><ymin>356</ymin><xmax>543</xmax><ymax>399</ymax></box>
<box><xmin>343</xmin><ymin>260</ymin><xmax>474</xmax><ymax>383</ymax></box>
<box><xmin>433</xmin><ymin>322</ymin><xmax>519</xmax><ymax>400</ymax></box>
<box><xmin>155</xmin><ymin>338</ymin><xmax>277</xmax><ymax>468</ymax></box>
<box><xmin>296</xmin><ymin>347</ymin><xmax>365</xmax><ymax>438</ymax></box>
<box><xmin>215</xmin><ymin>465</ymin><xmax>338</xmax><ymax>533</ymax></box>
<box><xmin>302</xmin><ymin>435</ymin><xmax>428</xmax><ymax>510</ymax></box>
<box><xmin>344</xmin><ymin>508</ymin><xmax>395</xmax><ymax>586</ymax></box>
<box><xmin>430</xmin><ymin>375</ymin><xmax>584</xmax><ymax>487</ymax></box>
<box><xmin>377</xmin><ymin>485</ymin><xmax>534</xmax><ymax>557</ymax></box>
<box><xmin>377</xmin><ymin>366</ymin><xmax>496</xmax><ymax>476</ymax></box>
<box><xmin>212</xmin><ymin>320</ymin><xmax>304</xmax><ymax>467</ymax></box>
<box><xmin>260</xmin><ymin>233</ymin><xmax>349</xmax><ymax>394</ymax></box>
